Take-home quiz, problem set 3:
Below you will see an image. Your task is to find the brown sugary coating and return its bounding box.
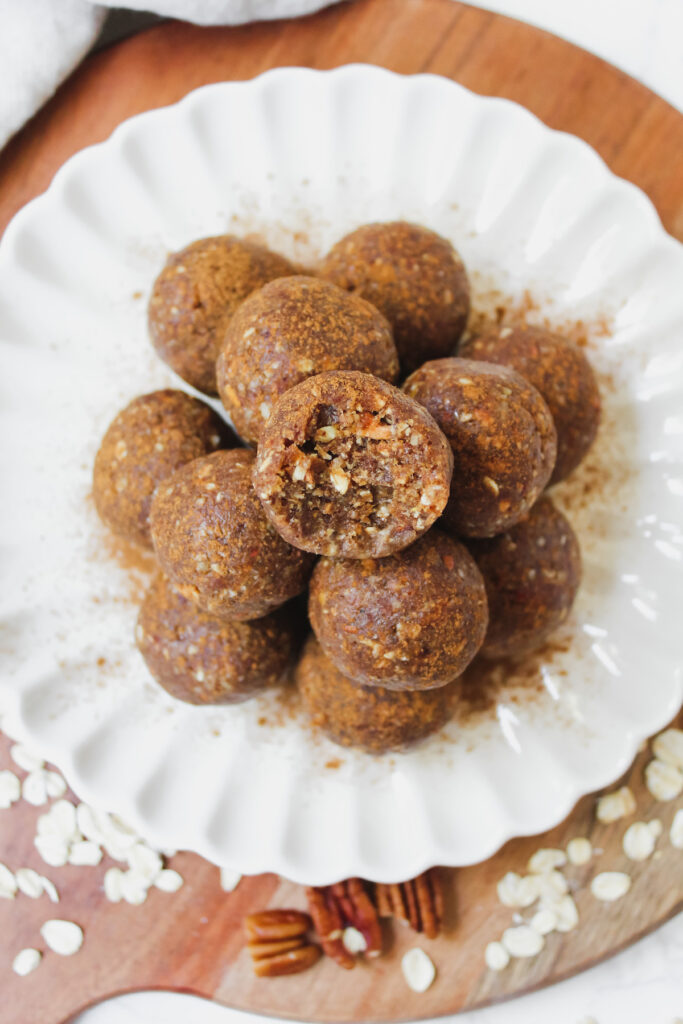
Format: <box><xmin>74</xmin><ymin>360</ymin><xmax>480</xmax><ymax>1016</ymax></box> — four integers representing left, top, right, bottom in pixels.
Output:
<box><xmin>216</xmin><ymin>276</ymin><xmax>399</xmax><ymax>445</ymax></box>
<box><xmin>467</xmin><ymin>497</ymin><xmax>582</xmax><ymax>658</ymax></box>
<box><xmin>309</xmin><ymin>530</ymin><xmax>488</xmax><ymax>690</ymax></box>
<box><xmin>253</xmin><ymin>371</ymin><xmax>453</xmax><ymax>558</ymax></box>
<box><xmin>460</xmin><ymin>325</ymin><xmax>600</xmax><ymax>483</ymax></box>
<box><xmin>296</xmin><ymin>636</ymin><xmax>459</xmax><ymax>753</ymax></box>
<box><xmin>148</xmin><ymin>235</ymin><xmax>293</xmax><ymax>395</ymax></box>
<box><xmin>93</xmin><ymin>389</ymin><xmax>228</xmax><ymax>548</ymax></box>
<box><xmin>149</xmin><ymin>449</ymin><xmax>314</xmax><ymax>620</ymax></box>
<box><xmin>404</xmin><ymin>358</ymin><xmax>556</xmax><ymax>538</ymax></box>
<box><xmin>320</xmin><ymin>222</ymin><xmax>470</xmax><ymax>374</ymax></box>
<box><xmin>136</xmin><ymin>573</ymin><xmax>296</xmax><ymax>705</ymax></box>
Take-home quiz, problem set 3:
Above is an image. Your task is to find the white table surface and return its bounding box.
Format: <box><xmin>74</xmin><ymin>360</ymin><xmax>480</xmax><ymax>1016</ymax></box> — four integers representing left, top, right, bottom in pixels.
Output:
<box><xmin>77</xmin><ymin>2</ymin><xmax>682</xmax><ymax>1022</ymax></box>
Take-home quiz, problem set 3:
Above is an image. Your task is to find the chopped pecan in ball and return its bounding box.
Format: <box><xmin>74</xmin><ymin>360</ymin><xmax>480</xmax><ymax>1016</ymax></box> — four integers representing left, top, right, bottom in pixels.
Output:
<box><xmin>254</xmin><ymin>371</ymin><xmax>452</xmax><ymax>558</ymax></box>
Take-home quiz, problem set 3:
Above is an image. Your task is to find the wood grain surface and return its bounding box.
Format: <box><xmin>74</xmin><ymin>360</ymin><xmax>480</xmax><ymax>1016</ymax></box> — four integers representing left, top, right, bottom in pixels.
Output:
<box><xmin>0</xmin><ymin>1</ymin><xmax>682</xmax><ymax>1022</ymax></box>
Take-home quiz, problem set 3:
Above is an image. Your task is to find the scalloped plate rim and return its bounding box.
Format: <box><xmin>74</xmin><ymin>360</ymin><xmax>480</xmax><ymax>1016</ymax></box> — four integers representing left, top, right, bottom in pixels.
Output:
<box><xmin>0</xmin><ymin>65</ymin><xmax>681</xmax><ymax>884</ymax></box>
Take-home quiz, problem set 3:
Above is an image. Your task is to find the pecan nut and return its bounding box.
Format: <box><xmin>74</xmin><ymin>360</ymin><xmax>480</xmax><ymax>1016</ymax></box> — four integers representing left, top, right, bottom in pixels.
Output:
<box><xmin>245</xmin><ymin>909</ymin><xmax>312</xmax><ymax>943</ymax></box>
<box><xmin>305</xmin><ymin>885</ymin><xmax>354</xmax><ymax>969</ymax></box>
<box><xmin>375</xmin><ymin>881</ymin><xmax>393</xmax><ymax>918</ymax></box>
<box><xmin>253</xmin><ymin>943</ymin><xmax>322</xmax><ymax>978</ymax></box>
<box><xmin>414</xmin><ymin>871</ymin><xmax>440</xmax><ymax>939</ymax></box>
<box><xmin>374</xmin><ymin>868</ymin><xmax>444</xmax><ymax>938</ymax></box>
<box><xmin>248</xmin><ymin>937</ymin><xmax>306</xmax><ymax>961</ymax></box>
<box><xmin>346</xmin><ymin>877</ymin><xmax>383</xmax><ymax>956</ymax></box>
<box><xmin>306</xmin><ymin>878</ymin><xmax>382</xmax><ymax>967</ymax></box>
<box><xmin>403</xmin><ymin>878</ymin><xmax>421</xmax><ymax>932</ymax></box>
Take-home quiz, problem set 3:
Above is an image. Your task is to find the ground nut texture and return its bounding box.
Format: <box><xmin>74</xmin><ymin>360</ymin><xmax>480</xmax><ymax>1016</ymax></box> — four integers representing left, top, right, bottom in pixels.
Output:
<box><xmin>296</xmin><ymin>636</ymin><xmax>459</xmax><ymax>753</ymax></box>
<box><xmin>93</xmin><ymin>389</ymin><xmax>228</xmax><ymax>548</ymax></box>
<box><xmin>136</xmin><ymin>574</ymin><xmax>296</xmax><ymax>705</ymax></box>
<box><xmin>148</xmin><ymin>235</ymin><xmax>294</xmax><ymax>395</ymax></box>
<box><xmin>320</xmin><ymin>221</ymin><xmax>470</xmax><ymax>374</ymax></box>
<box><xmin>216</xmin><ymin>276</ymin><xmax>399</xmax><ymax>445</ymax></box>
<box><xmin>149</xmin><ymin>449</ymin><xmax>314</xmax><ymax>620</ymax></box>
<box><xmin>308</xmin><ymin>530</ymin><xmax>488</xmax><ymax>690</ymax></box>
<box><xmin>460</xmin><ymin>325</ymin><xmax>601</xmax><ymax>483</ymax></box>
<box><xmin>468</xmin><ymin>497</ymin><xmax>582</xmax><ymax>658</ymax></box>
<box><xmin>404</xmin><ymin>358</ymin><xmax>556</xmax><ymax>538</ymax></box>
<box><xmin>253</xmin><ymin>371</ymin><xmax>453</xmax><ymax>558</ymax></box>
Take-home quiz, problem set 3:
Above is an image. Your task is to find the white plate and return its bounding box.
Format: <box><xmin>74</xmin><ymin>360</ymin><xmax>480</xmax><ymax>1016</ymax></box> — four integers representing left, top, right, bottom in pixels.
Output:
<box><xmin>0</xmin><ymin>66</ymin><xmax>682</xmax><ymax>885</ymax></box>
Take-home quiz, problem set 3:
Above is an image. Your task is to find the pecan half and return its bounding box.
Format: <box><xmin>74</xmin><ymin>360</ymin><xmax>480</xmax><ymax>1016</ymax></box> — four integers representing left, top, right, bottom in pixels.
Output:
<box><xmin>404</xmin><ymin>878</ymin><xmax>421</xmax><ymax>932</ymax></box>
<box><xmin>248</xmin><ymin>937</ymin><xmax>306</xmax><ymax>961</ymax></box>
<box><xmin>414</xmin><ymin>872</ymin><xmax>438</xmax><ymax>939</ymax></box>
<box><xmin>346</xmin><ymin>877</ymin><xmax>383</xmax><ymax>956</ymax></box>
<box><xmin>306</xmin><ymin>879</ymin><xmax>382</xmax><ymax>967</ymax></box>
<box><xmin>305</xmin><ymin>886</ymin><xmax>354</xmax><ymax>970</ymax></box>
<box><xmin>375</xmin><ymin>882</ymin><xmax>393</xmax><ymax>918</ymax></box>
<box><xmin>373</xmin><ymin>869</ymin><xmax>444</xmax><ymax>938</ymax></box>
<box><xmin>388</xmin><ymin>881</ymin><xmax>409</xmax><ymax>922</ymax></box>
<box><xmin>253</xmin><ymin>943</ymin><xmax>321</xmax><ymax>977</ymax></box>
<box><xmin>245</xmin><ymin>909</ymin><xmax>312</xmax><ymax>943</ymax></box>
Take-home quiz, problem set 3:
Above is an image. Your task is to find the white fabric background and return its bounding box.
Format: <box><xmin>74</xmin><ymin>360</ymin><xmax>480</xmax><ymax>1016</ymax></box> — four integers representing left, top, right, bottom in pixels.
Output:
<box><xmin>0</xmin><ymin>0</ymin><xmax>105</xmax><ymax>147</ymax></box>
<box><xmin>93</xmin><ymin>0</ymin><xmax>341</xmax><ymax>24</ymax></box>
<box><xmin>0</xmin><ymin>0</ymin><xmax>680</xmax><ymax>1021</ymax></box>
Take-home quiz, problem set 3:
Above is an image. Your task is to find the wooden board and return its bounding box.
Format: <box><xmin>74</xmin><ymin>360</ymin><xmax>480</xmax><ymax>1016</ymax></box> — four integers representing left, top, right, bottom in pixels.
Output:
<box><xmin>0</xmin><ymin>0</ymin><xmax>682</xmax><ymax>1021</ymax></box>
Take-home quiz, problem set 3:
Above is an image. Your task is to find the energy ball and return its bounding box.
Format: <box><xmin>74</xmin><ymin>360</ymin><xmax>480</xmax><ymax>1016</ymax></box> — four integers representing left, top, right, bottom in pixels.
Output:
<box><xmin>320</xmin><ymin>221</ymin><xmax>470</xmax><ymax>374</ymax></box>
<box><xmin>296</xmin><ymin>636</ymin><xmax>459</xmax><ymax>754</ymax></box>
<box><xmin>460</xmin><ymin>325</ymin><xmax>601</xmax><ymax>483</ymax></box>
<box><xmin>404</xmin><ymin>358</ymin><xmax>556</xmax><ymax>538</ymax></box>
<box><xmin>137</xmin><ymin>573</ymin><xmax>296</xmax><ymax>705</ymax></box>
<box><xmin>149</xmin><ymin>449</ymin><xmax>314</xmax><ymax>620</ymax></box>
<box><xmin>93</xmin><ymin>389</ymin><xmax>227</xmax><ymax>548</ymax></box>
<box><xmin>216</xmin><ymin>276</ymin><xmax>399</xmax><ymax>445</ymax></box>
<box><xmin>309</xmin><ymin>530</ymin><xmax>488</xmax><ymax>690</ymax></box>
<box><xmin>254</xmin><ymin>370</ymin><xmax>453</xmax><ymax>558</ymax></box>
<box><xmin>468</xmin><ymin>496</ymin><xmax>582</xmax><ymax>658</ymax></box>
<box><xmin>148</xmin><ymin>235</ymin><xmax>293</xmax><ymax>395</ymax></box>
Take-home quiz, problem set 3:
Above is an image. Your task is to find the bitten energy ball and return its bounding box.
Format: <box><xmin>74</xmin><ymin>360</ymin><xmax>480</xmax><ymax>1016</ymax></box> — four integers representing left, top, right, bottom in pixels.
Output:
<box><xmin>320</xmin><ymin>222</ymin><xmax>470</xmax><ymax>373</ymax></box>
<box><xmin>93</xmin><ymin>389</ymin><xmax>227</xmax><ymax>548</ymax></box>
<box><xmin>137</xmin><ymin>574</ymin><xmax>296</xmax><ymax>705</ymax></box>
<box><xmin>309</xmin><ymin>530</ymin><xmax>488</xmax><ymax>690</ymax></box>
<box><xmin>254</xmin><ymin>371</ymin><xmax>453</xmax><ymax>558</ymax></box>
<box><xmin>216</xmin><ymin>276</ymin><xmax>399</xmax><ymax>445</ymax></box>
<box><xmin>468</xmin><ymin>497</ymin><xmax>582</xmax><ymax>658</ymax></box>
<box><xmin>148</xmin><ymin>235</ymin><xmax>293</xmax><ymax>395</ymax></box>
<box><xmin>404</xmin><ymin>358</ymin><xmax>556</xmax><ymax>537</ymax></box>
<box><xmin>460</xmin><ymin>325</ymin><xmax>601</xmax><ymax>483</ymax></box>
<box><xmin>149</xmin><ymin>449</ymin><xmax>314</xmax><ymax>620</ymax></box>
<box><xmin>296</xmin><ymin>636</ymin><xmax>459</xmax><ymax>754</ymax></box>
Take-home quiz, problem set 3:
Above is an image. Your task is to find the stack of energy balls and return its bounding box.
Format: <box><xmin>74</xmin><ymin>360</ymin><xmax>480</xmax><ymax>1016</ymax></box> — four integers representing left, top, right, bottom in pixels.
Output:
<box><xmin>93</xmin><ymin>223</ymin><xmax>599</xmax><ymax>754</ymax></box>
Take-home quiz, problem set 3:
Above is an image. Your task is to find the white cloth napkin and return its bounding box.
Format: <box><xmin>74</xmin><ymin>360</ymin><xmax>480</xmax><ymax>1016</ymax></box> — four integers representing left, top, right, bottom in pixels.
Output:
<box><xmin>0</xmin><ymin>0</ymin><xmax>105</xmax><ymax>150</ymax></box>
<box><xmin>0</xmin><ymin>0</ymin><xmax>339</xmax><ymax>153</ymax></box>
<box><xmin>92</xmin><ymin>0</ymin><xmax>338</xmax><ymax>25</ymax></box>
